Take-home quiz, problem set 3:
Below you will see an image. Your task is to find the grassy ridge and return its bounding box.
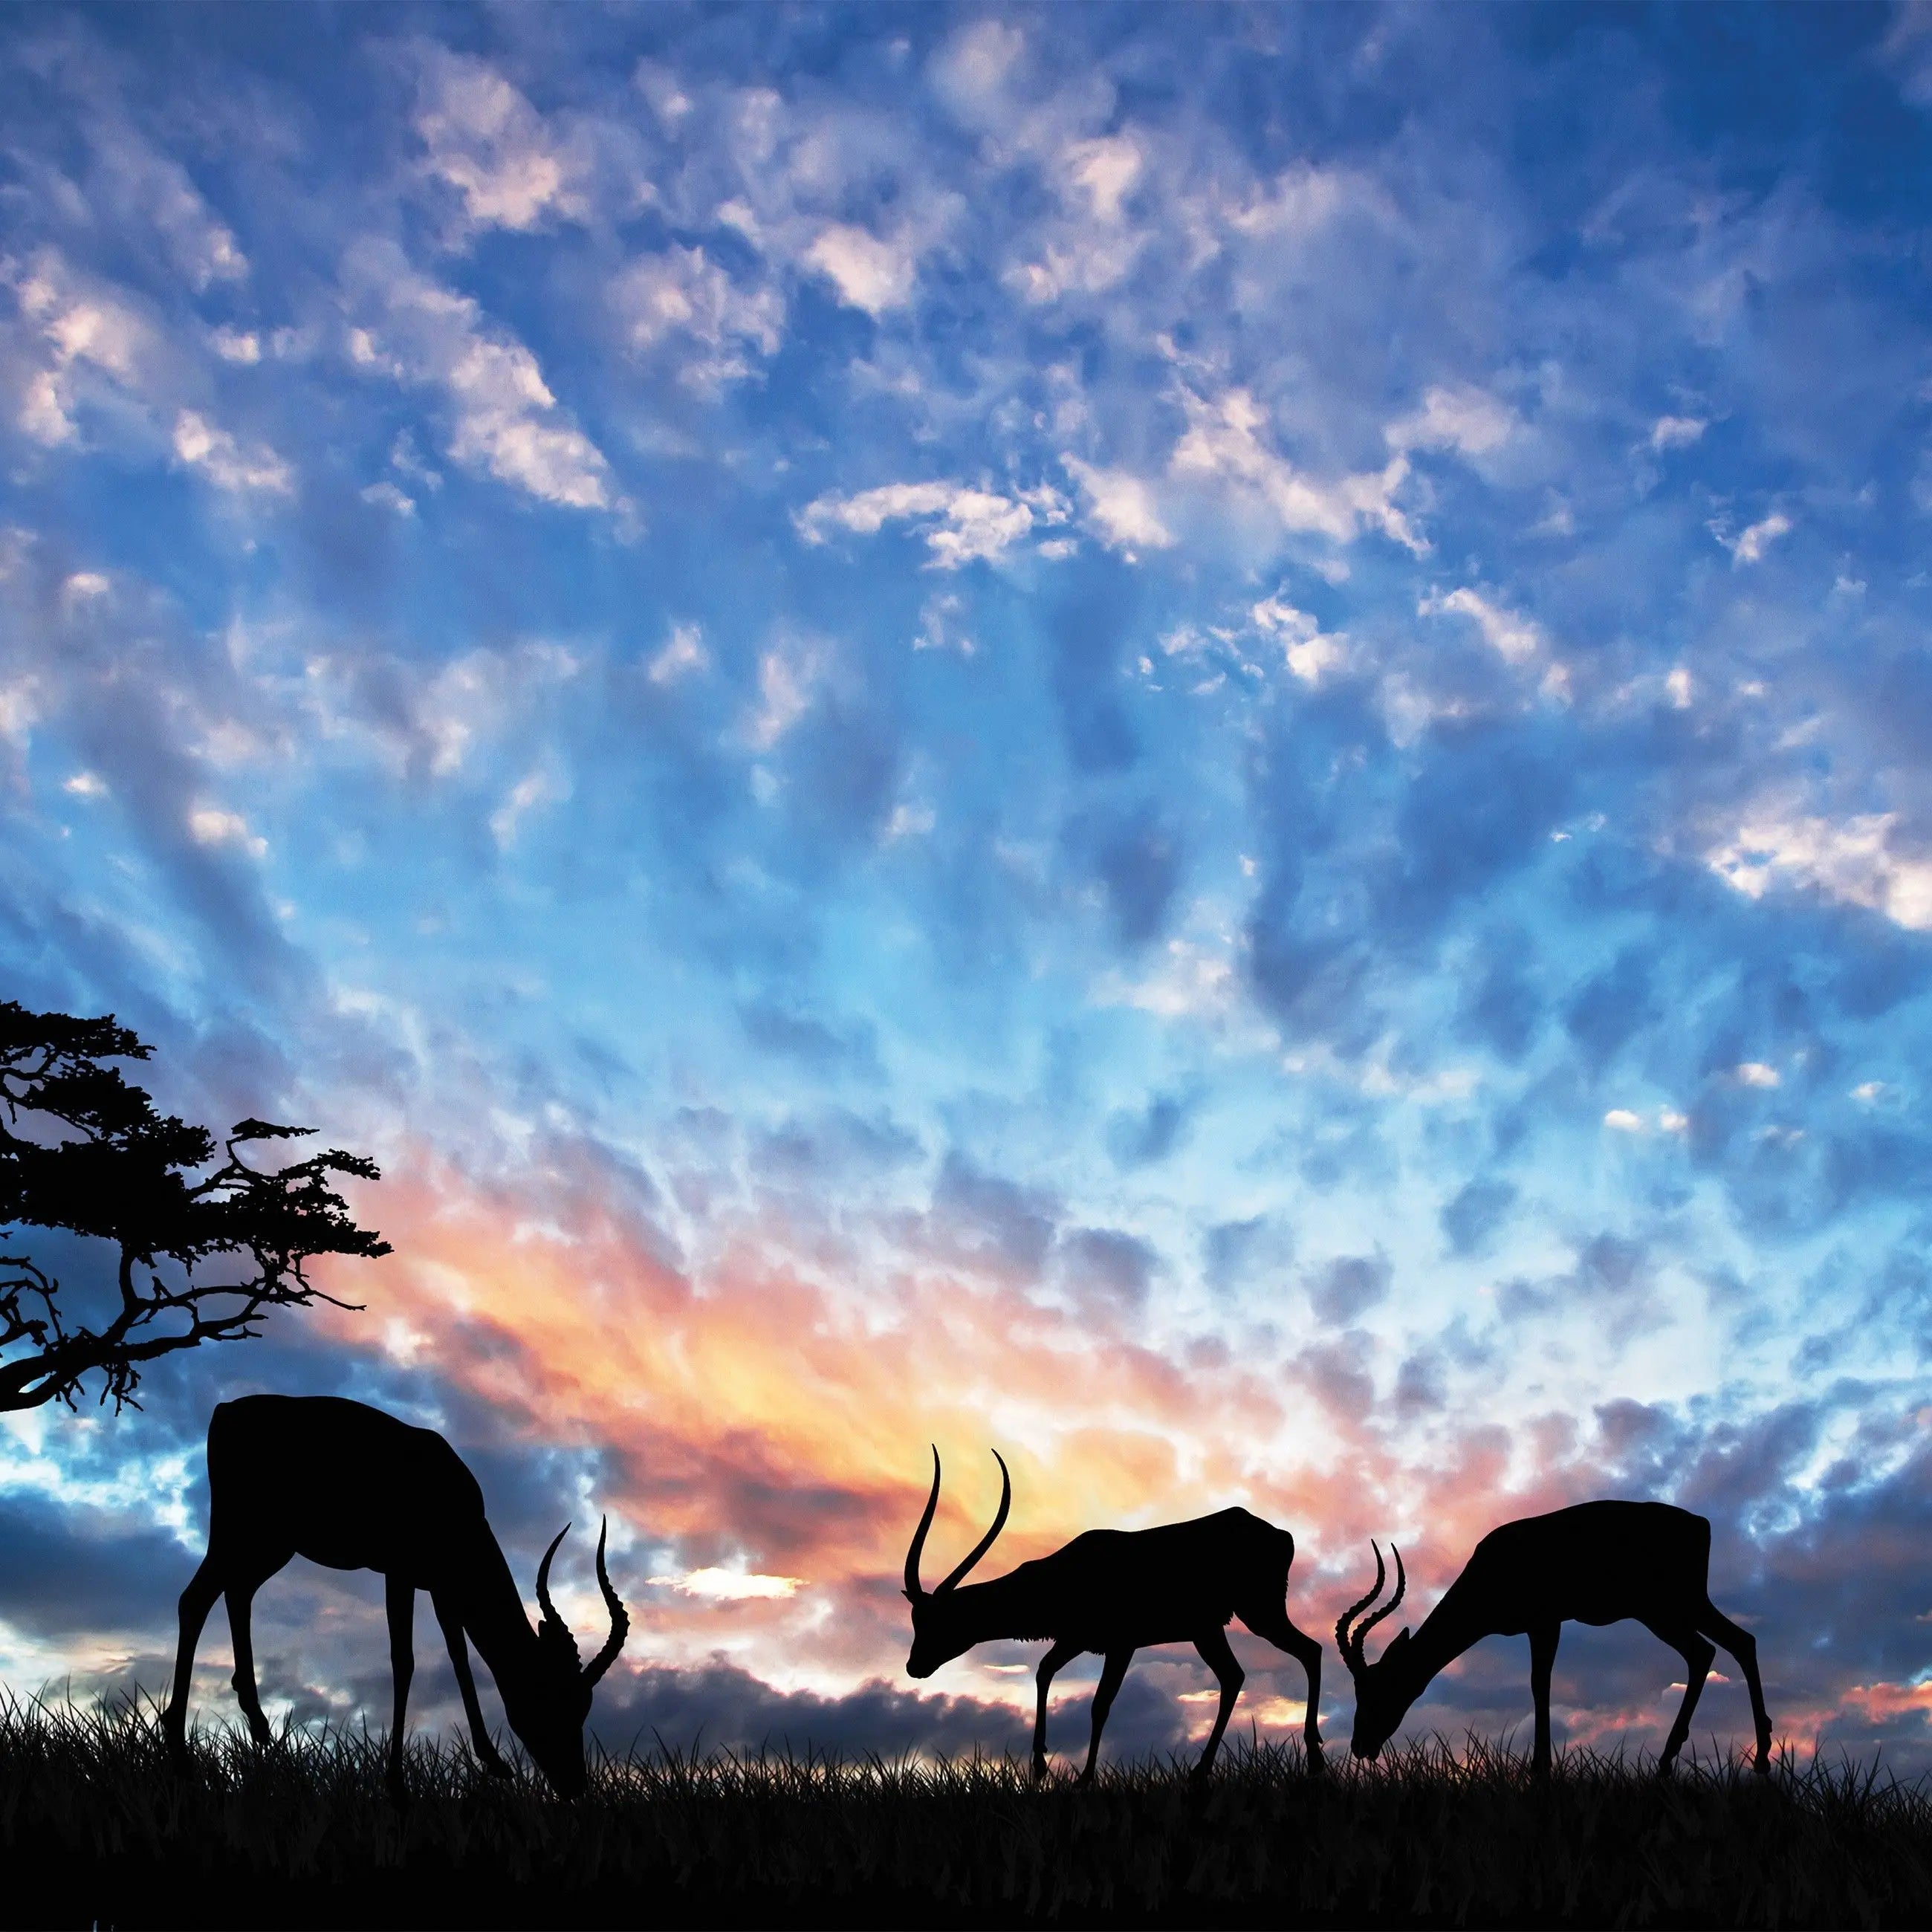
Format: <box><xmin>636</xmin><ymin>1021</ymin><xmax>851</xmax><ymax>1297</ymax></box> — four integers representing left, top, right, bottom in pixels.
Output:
<box><xmin>4</xmin><ymin>1696</ymin><xmax>1929</xmax><ymax>1928</ymax></box>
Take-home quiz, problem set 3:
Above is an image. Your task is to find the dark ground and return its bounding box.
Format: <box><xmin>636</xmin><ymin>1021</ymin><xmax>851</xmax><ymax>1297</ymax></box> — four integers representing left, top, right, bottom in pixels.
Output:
<box><xmin>4</xmin><ymin>1697</ymin><xmax>1929</xmax><ymax>1928</ymax></box>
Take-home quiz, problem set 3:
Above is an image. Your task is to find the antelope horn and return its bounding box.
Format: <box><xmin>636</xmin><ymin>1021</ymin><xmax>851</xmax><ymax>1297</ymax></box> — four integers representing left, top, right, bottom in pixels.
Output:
<box><xmin>536</xmin><ymin>1521</ymin><xmax>571</xmax><ymax>1632</ymax></box>
<box><xmin>936</xmin><ymin>1448</ymin><xmax>1011</xmax><ymax>1594</ymax></box>
<box><xmin>1350</xmin><ymin>1544</ymin><xmax>1407</xmax><ymax>1666</ymax></box>
<box><xmin>904</xmin><ymin>1445</ymin><xmax>942</xmax><ymax>1600</ymax></box>
<box><xmin>581</xmin><ymin>1516</ymin><xmax>630</xmax><ymax>1688</ymax></box>
<box><xmin>1335</xmin><ymin>1540</ymin><xmax>1388</xmax><ymax>1670</ymax></box>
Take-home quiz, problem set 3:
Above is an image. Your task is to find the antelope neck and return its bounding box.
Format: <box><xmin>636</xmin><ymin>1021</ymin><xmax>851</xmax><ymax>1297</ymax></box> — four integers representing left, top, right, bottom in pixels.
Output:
<box><xmin>930</xmin><ymin>1569</ymin><xmax>1051</xmax><ymax>1643</ymax></box>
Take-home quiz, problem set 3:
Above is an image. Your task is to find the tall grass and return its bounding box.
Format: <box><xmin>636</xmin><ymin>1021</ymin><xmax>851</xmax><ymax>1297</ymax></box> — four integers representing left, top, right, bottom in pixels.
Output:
<box><xmin>4</xmin><ymin>1692</ymin><xmax>1928</xmax><ymax>1928</ymax></box>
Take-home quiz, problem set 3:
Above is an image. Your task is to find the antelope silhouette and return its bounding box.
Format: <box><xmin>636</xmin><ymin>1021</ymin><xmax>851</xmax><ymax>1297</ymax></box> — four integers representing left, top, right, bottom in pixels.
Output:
<box><xmin>904</xmin><ymin>1448</ymin><xmax>1324</xmax><ymax>1780</ymax></box>
<box><xmin>1336</xmin><ymin>1500</ymin><xmax>1773</xmax><ymax>1774</ymax></box>
<box><xmin>163</xmin><ymin>1394</ymin><xmax>629</xmax><ymax>1798</ymax></box>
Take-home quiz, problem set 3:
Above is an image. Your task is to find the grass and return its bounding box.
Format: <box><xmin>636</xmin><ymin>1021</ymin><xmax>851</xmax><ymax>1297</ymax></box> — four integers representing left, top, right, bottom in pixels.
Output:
<box><xmin>2</xmin><ymin>1693</ymin><xmax>1929</xmax><ymax>1928</ymax></box>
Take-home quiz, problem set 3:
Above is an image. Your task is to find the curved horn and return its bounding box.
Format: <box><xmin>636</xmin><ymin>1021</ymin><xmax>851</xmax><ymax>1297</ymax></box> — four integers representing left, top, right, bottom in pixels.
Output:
<box><xmin>1353</xmin><ymin>1543</ymin><xmax>1407</xmax><ymax>1661</ymax></box>
<box><xmin>904</xmin><ymin>1445</ymin><xmax>942</xmax><ymax>1600</ymax></box>
<box><xmin>1335</xmin><ymin>1540</ymin><xmax>1388</xmax><ymax>1671</ymax></box>
<box><xmin>536</xmin><ymin>1521</ymin><xmax>571</xmax><ymax>1631</ymax></box>
<box><xmin>581</xmin><ymin>1517</ymin><xmax>630</xmax><ymax>1687</ymax></box>
<box><xmin>936</xmin><ymin>1448</ymin><xmax>1011</xmax><ymax>1594</ymax></box>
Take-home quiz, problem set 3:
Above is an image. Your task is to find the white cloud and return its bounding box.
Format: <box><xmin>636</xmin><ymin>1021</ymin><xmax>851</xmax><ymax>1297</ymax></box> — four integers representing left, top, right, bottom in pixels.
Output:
<box><xmin>1251</xmin><ymin>594</ymin><xmax>1347</xmax><ymax>684</ymax></box>
<box><xmin>343</xmin><ymin>242</ymin><xmax>613</xmax><ymax>513</ymax></box>
<box><xmin>930</xmin><ymin>19</ymin><xmax>1027</xmax><ymax>120</ymax></box>
<box><xmin>1387</xmin><ymin>383</ymin><xmax>1516</xmax><ymax>458</ymax></box>
<box><xmin>1735</xmin><ymin>1063</ymin><xmax>1780</xmax><ymax>1088</ymax></box>
<box><xmin>10</xmin><ymin>254</ymin><xmax>149</xmax><ymax>446</ymax></box>
<box><xmin>746</xmin><ymin>641</ymin><xmax>821</xmax><ymax>750</ymax></box>
<box><xmin>62</xmin><ymin>771</ymin><xmax>106</xmax><ymax>798</ymax></box>
<box><xmin>652</xmin><ymin>1566</ymin><xmax>802</xmax><ymax>1601</ymax></box>
<box><xmin>915</xmin><ymin>591</ymin><xmax>974</xmax><ymax>655</ymax></box>
<box><xmin>360</xmin><ymin>481</ymin><xmax>416</xmax><ymax>516</ymax></box>
<box><xmin>210</xmin><ymin>327</ymin><xmax>262</xmax><ymax>365</ymax></box>
<box><xmin>1062</xmin><ymin>456</ymin><xmax>1172</xmax><ymax>553</ymax></box>
<box><xmin>414</xmin><ymin>48</ymin><xmax>580</xmax><ymax>235</ymax></box>
<box><xmin>1419</xmin><ymin>586</ymin><xmax>1545</xmax><ymax>666</ymax></box>
<box><xmin>490</xmin><ymin>762</ymin><xmax>568</xmax><ymax>848</ymax></box>
<box><xmin>1064</xmin><ymin>134</ymin><xmax>1143</xmax><ymax>223</ymax></box>
<box><xmin>615</xmin><ymin>244</ymin><xmax>783</xmax><ymax>391</ymax></box>
<box><xmin>1604</xmin><ymin>1109</ymin><xmax>1644</xmax><ymax>1132</ymax></box>
<box><xmin>1170</xmin><ymin>389</ymin><xmax>1425</xmax><ymax>554</ymax></box>
<box><xmin>1650</xmin><ymin>414</ymin><xmax>1707</xmax><ymax>451</ymax></box>
<box><xmin>884</xmin><ymin>800</ymin><xmax>936</xmax><ymax>840</ymax></box>
<box><xmin>172</xmin><ymin>409</ymin><xmax>294</xmax><ymax>496</ymax></box>
<box><xmin>805</xmin><ymin>224</ymin><xmax>917</xmax><ymax>316</ymax></box>
<box><xmin>1222</xmin><ymin>162</ymin><xmax>1356</xmax><ymax>238</ymax></box>
<box><xmin>1707</xmin><ymin>811</ymin><xmax>1932</xmax><ymax>932</ymax></box>
<box><xmin>1714</xmin><ymin>510</ymin><xmax>1792</xmax><ymax>565</ymax></box>
<box><xmin>188</xmin><ymin>805</ymin><xmax>267</xmax><ymax>858</ymax></box>
<box><xmin>647</xmin><ymin>622</ymin><xmax>708</xmax><ymax>684</ymax></box>
<box><xmin>797</xmin><ymin>480</ymin><xmax>1044</xmax><ymax>568</ymax></box>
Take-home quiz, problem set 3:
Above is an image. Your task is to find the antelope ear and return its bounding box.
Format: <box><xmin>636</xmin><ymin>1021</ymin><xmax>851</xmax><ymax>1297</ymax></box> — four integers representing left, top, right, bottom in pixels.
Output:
<box><xmin>1388</xmin><ymin>1627</ymin><xmax>1412</xmax><ymax>1654</ymax></box>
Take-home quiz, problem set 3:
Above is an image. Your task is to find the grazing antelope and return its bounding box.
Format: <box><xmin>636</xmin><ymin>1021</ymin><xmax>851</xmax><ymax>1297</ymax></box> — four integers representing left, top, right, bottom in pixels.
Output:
<box><xmin>163</xmin><ymin>1395</ymin><xmax>629</xmax><ymax>1798</ymax></box>
<box><xmin>1336</xmin><ymin>1500</ymin><xmax>1773</xmax><ymax>1775</ymax></box>
<box><xmin>903</xmin><ymin>1448</ymin><xmax>1325</xmax><ymax>1781</ymax></box>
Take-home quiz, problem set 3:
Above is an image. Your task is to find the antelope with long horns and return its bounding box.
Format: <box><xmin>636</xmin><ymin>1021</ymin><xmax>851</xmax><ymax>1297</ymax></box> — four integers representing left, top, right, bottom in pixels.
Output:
<box><xmin>163</xmin><ymin>1395</ymin><xmax>629</xmax><ymax>1798</ymax></box>
<box><xmin>904</xmin><ymin>1448</ymin><xmax>1325</xmax><ymax>1781</ymax></box>
<box><xmin>1335</xmin><ymin>1500</ymin><xmax>1773</xmax><ymax>1774</ymax></box>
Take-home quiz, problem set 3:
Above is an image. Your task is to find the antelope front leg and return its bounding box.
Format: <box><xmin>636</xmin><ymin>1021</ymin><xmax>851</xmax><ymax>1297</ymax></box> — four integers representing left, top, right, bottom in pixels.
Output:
<box><xmin>1652</xmin><ymin>1624</ymin><xmax>1716</xmax><ymax>1774</ymax></box>
<box><xmin>384</xmin><ymin>1574</ymin><xmax>416</xmax><ymax>1799</ymax></box>
<box><xmin>225</xmin><ymin>1582</ymin><xmax>274</xmax><ymax>1748</ymax></box>
<box><xmin>1032</xmin><ymin>1640</ymin><xmax>1080</xmax><ymax>1783</ymax></box>
<box><xmin>166</xmin><ymin>1555</ymin><xmax>223</xmax><ymax>1763</ymax></box>
<box><xmin>1529</xmin><ymin>1621</ymin><xmax>1560</xmax><ymax>1775</ymax></box>
<box><xmin>434</xmin><ymin>1589</ymin><xmax>510</xmax><ymax>1779</ymax></box>
<box><xmin>1077</xmin><ymin>1649</ymin><xmax>1133</xmax><ymax>1786</ymax></box>
<box><xmin>1191</xmin><ymin>1627</ymin><xmax>1245</xmax><ymax>1780</ymax></box>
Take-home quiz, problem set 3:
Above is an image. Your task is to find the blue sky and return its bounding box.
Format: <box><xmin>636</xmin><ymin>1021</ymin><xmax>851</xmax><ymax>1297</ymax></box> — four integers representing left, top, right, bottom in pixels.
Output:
<box><xmin>3</xmin><ymin>1</ymin><xmax>1932</xmax><ymax>1769</ymax></box>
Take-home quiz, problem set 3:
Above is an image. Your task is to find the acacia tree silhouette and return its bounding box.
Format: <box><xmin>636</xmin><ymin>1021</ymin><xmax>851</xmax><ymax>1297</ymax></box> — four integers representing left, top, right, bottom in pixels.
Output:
<box><xmin>1337</xmin><ymin>1500</ymin><xmax>1774</xmax><ymax>1775</ymax></box>
<box><xmin>904</xmin><ymin>1448</ymin><xmax>1325</xmax><ymax>1782</ymax></box>
<box><xmin>0</xmin><ymin>1000</ymin><xmax>389</xmax><ymax>1412</ymax></box>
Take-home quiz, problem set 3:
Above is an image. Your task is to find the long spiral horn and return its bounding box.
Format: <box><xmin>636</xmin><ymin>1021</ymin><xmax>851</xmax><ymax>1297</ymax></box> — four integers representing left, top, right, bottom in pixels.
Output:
<box><xmin>536</xmin><ymin>1521</ymin><xmax>571</xmax><ymax>1634</ymax></box>
<box><xmin>936</xmin><ymin>1449</ymin><xmax>1011</xmax><ymax>1594</ymax></box>
<box><xmin>1335</xmin><ymin>1540</ymin><xmax>1388</xmax><ymax>1671</ymax></box>
<box><xmin>1349</xmin><ymin>1544</ymin><xmax>1407</xmax><ymax>1670</ymax></box>
<box><xmin>904</xmin><ymin>1446</ymin><xmax>942</xmax><ymax>1600</ymax></box>
<box><xmin>581</xmin><ymin>1516</ymin><xmax>630</xmax><ymax>1687</ymax></box>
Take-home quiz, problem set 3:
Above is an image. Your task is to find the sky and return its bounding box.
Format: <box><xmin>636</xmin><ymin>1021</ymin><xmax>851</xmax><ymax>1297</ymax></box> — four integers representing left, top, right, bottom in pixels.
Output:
<box><xmin>3</xmin><ymin>0</ymin><xmax>1932</xmax><ymax>1774</ymax></box>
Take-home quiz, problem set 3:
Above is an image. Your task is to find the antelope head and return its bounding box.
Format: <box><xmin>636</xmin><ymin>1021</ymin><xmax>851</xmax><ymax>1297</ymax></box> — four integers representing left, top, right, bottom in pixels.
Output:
<box><xmin>902</xmin><ymin>1447</ymin><xmax>1011</xmax><ymax>1678</ymax></box>
<box><xmin>507</xmin><ymin>1517</ymin><xmax>629</xmax><ymax>1797</ymax></box>
<box><xmin>1335</xmin><ymin>1540</ymin><xmax>1415</xmax><ymax>1760</ymax></box>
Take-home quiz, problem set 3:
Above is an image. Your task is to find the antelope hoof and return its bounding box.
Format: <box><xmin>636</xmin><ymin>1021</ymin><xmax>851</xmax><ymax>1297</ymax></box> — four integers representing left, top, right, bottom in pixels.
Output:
<box><xmin>1029</xmin><ymin>1754</ymin><xmax>1048</xmax><ymax>1786</ymax></box>
<box><xmin>1306</xmin><ymin>1741</ymin><xmax>1327</xmax><ymax>1775</ymax></box>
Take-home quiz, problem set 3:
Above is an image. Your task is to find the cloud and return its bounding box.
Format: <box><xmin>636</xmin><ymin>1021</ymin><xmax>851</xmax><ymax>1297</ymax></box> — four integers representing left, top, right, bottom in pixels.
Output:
<box><xmin>1062</xmin><ymin>456</ymin><xmax>1172</xmax><ymax>553</ymax></box>
<box><xmin>614</xmin><ymin>245</ymin><xmax>783</xmax><ymax>391</ymax></box>
<box><xmin>1706</xmin><ymin>811</ymin><xmax>1932</xmax><ymax>932</ymax></box>
<box><xmin>1649</xmin><ymin>413</ymin><xmax>1707</xmax><ymax>451</ymax></box>
<box><xmin>171</xmin><ymin>409</ymin><xmax>293</xmax><ymax>497</ymax></box>
<box><xmin>412</xmin><ymin>47</ymin><xmax>583</xmax><ymax>236</ymax></box>
<box><xmin>1418</xmin><ymin>586</ymin><xmax>1545</xmax><ymax>668</ymax></box>
<box><xmin>1386</xmin><ymin>384</ymin><xmax>1516</xmax><ymax>459</ymax></box>
<box><xmin>343</xmin><ymin>242</ymin><xmax>614</xmax><ymax>512</ymax></box>
<box><xmin>1715</xmin><ymin>510</ymin><xmax>1792</xmax><ymax>565</ymax></box>
<box><xmin>805</xmin><ymin>225</ymin><xmax>918</xmax><ymax>317</ymax></box>
<box><xmin>1169</xmin><ymin>389</ymin><xmax>1426</xmax><ymax>554</ymax></box>
<box><xmin>797</xmin><ymin>481</ymin><xmax>1055</xmax><ymax>568</ymax></box>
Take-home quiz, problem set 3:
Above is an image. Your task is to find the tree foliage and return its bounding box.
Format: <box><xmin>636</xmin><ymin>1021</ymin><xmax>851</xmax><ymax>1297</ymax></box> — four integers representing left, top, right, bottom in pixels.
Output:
<box><xmin>0</xmin><ymin>1000</ymin><xmax>390</xmax><ymax>1413</ymax></box>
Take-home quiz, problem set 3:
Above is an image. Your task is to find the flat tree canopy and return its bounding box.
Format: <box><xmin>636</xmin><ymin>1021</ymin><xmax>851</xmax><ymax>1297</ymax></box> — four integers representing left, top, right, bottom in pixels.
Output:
<box><xmin>0</xmin><ymin>1001</ymin><xmax>390</xmax><ymax>1413</ymax></box>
